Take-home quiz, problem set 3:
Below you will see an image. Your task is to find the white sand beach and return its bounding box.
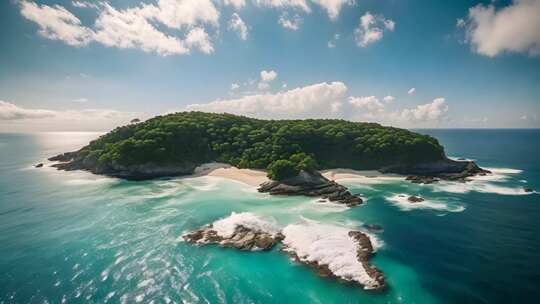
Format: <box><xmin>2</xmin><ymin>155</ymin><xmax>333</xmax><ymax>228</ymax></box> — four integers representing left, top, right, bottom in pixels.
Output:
<box><xmin>194</xmin><ymin>163</ymin><xmax>269</xmax><ymax>186</ymax></box>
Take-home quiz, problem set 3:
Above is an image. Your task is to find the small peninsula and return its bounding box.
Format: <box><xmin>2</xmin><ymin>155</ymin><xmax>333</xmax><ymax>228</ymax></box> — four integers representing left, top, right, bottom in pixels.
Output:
<box><xmin>49</xmin><ymin>112</ymin><xmax>489</xmax><ymax>202</ymax></box>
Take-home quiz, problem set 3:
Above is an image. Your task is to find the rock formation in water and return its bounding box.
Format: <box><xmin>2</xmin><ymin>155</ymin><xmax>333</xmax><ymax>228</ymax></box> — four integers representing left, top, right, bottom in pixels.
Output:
<box><xmin>257</xmin><ymin>170</ymin><xmax>363</xmax><ymax>207</ymax></box>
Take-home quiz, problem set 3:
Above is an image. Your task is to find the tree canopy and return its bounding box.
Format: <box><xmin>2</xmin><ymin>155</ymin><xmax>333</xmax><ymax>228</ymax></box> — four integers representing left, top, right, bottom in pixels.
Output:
<box><xmin>76</xmin><ymin>112</ymin><xmax>445</xmax><ymax>179</ymax></box>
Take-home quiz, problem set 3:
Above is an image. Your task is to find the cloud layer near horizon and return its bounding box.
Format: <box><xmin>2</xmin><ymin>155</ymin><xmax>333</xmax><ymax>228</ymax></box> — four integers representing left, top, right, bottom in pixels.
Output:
<box><xmin>0</xmin><ymin>100</ymin><xmax>140</xmax><ymax>131</ymax></box>
<box><xmin>2</xmin><ymin>78</ymin><xmax>449</xmax><ymax>131</ymax></box>
<box><xmin>184</xmin><ymin>81</ymin><xmax>449</xmax><ymax>125</ymax></box>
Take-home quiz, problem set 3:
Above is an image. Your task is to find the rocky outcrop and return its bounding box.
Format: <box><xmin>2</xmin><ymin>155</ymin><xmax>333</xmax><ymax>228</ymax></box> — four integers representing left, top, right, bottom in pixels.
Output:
<box><xmin>407</xmin><ymin>195</ymin><xmax>424</xmax><ymax>203</ymax></box>
<box><xmin>183</xmin><ymin>224</ymin><xmax>283</xmax><ymax>251</ymax></box>
<box><xmin>258</xmin><ymin>170</ymin><xmax>363</xmax><ymax>207</ymax></box>
<box><xmin>381</xmin><ymin>158</ymin><xmax>491</xmax><ymax>184</ymax></box>
<box><xmin>348</xmin><ymin>231</ymin><xmax>386</xmax><ymax>291</ymax></box>
<box><xmin>280</xmin><ymin>223</ymin><xmax>386</xmax><ymax>291</ymax></box>
<box><xmin>49</xmin><ymin>151</ymin><xmax>197</xmax><ymax>180</ymax></box>
<box><xmin>34</xmin><ymin>163</ymin><xmax>43</xmax><ymax>168</ymax></box>
<box><xmin>185</xmin><ymin>213</ymin><xmax>386</xmax><ymax>291</ymax></box>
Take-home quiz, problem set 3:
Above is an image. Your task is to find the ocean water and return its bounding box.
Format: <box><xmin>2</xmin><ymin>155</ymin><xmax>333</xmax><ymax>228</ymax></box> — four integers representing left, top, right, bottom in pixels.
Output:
<box><xmin>0</xmin><ymin>129</ymin><xmax>539</xmax><ymax>304</ymax></box>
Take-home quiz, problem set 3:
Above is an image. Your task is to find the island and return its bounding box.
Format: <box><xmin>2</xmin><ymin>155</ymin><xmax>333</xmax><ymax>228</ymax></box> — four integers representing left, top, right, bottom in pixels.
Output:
<box><xmin>47</xmin><ymin>111</ymin><xmax>492</xmax><ymax>291</ymax></box>
<box><xmin>49</xmin><ymin>111</ymin><xmax>488</xmax><ymax>188</ymax></box>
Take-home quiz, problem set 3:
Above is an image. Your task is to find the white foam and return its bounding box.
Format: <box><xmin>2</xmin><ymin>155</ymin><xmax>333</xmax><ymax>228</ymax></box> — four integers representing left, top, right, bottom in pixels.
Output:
<box><xmin>386</xmin><ymin>194</ymin><xmax>464</xmax><ymax>212</ymax></box>
<box><xmin>430</xmin><ymin>167</ymin><xmax>532</xmax><ymax>196</ymax></box>
<box><xmin>484</xmin><ymin>167</ymin><xmax>523</xmax><ymax>174</ymax></box>
<box><xmin>448</xmin><ymin>156</ymin><xmax>476</xmax><ymax>162</ymax></box>
<box><xmin>211</xmin><ymin>212</ymin><xmax>280</xmax><ymax>238</ymax></box>
<box><xmin>435</xmin><ymin>181</ymin><xmax>531</xmax><ymax>196</ymax></box>
<box><xmin>281</xmin><ymin>221</ymin><xmax>380</xmax><ymax>290</ymax></box>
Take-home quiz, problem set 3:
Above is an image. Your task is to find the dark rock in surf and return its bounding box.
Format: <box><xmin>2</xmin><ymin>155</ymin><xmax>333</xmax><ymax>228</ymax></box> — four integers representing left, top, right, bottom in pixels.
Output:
<box><xmin>258</xmin><ymin>170</ymin><xmax>363</xmax><ymax>207</ymax></box>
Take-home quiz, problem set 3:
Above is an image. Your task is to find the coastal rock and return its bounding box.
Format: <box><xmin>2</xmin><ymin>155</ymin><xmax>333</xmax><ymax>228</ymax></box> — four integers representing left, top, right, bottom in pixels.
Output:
<box><xmin>182</xmin><ymin>212</ymin><xmax>282</xmax><ymax>251</ymax></box>
<box><xmin>49</xmin><ymin>151</ymin><xmax>197</xmax><ymax>180</ymax></box>
<box><xmin>281</xmin><ymin>222</ymin><xmax>386</xmax><ymax>291</ymax></box>
<box><xmin>34</xmin><ymin>163</ymin><xmax>43</xmax><ymax>168</ymax></box>
<box><xmin>383</xmin><ymin>158</ymin><xmax>491</xmax><ymax>184</ymax></box>
<box><xmin>258</xmin><ymin>170</ymin><xmax>363</xmax><ymax>207</ymax></box>
<box><xmin>407</xmin><ymin>195</ymin><xmax>425</xmax><ymax>203</ymax></box>
<box><xmin>524</xmin><ymin>187</ymin><xmax>534</xmax><ymax>193</ymax></box>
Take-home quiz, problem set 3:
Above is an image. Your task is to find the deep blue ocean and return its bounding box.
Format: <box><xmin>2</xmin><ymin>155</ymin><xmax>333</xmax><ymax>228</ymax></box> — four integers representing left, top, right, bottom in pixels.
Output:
<box><xmin>0</xmin><ymin>129</ymin><xmax>539</xmax><ymax>303</ymax></box>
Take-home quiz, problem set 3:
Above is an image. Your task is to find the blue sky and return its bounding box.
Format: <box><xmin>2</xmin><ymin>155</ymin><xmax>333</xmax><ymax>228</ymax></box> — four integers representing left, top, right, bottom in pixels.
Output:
<box><xmin>1</xmin><ymin>0</ymin><xmax>539</xmax><ymax>131</ymax></box>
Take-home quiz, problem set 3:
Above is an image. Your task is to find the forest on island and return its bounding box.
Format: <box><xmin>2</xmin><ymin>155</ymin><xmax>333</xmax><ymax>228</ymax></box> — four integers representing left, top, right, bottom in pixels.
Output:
<box><xmin>76</xmin><ymin>112</ymin><xmax>445</xmax><ymax>180</ymax></box>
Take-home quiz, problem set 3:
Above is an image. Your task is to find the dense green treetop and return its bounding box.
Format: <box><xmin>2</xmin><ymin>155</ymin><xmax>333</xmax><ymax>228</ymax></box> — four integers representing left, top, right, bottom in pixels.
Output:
<box><xmin>76</xmin><ymin>112</ymin><xmax>445</xmax><ymax>180</ymax></box>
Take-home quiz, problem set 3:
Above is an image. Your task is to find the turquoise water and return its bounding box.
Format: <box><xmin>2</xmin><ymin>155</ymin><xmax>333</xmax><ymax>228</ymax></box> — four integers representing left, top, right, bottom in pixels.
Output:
<box><xmin>1</xmin><ymin>130</ymin><xmax>539</xmax><ymax>303</ymax></box>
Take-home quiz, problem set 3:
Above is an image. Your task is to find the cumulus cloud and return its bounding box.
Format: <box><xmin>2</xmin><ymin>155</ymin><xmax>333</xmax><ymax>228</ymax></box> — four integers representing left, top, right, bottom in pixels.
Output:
<box><xmin>311</xmin><ymin>0</ymin><xmax>353</xmax><ymax>20</ymax></box>
<box><xmin>20</xmin><ymin>0</ymin><xmax>219</xmax><ymax>56</ymax></box>
<box><xmin>260</xmin><ymin>70</ymin><xmax>278</xmax><ymax>82</ymax></box>
<box><xmin>407</xmin><ymin>87</ymin><xmax>416</xmax><ymax>95</ymax></box>
<box><xmin>228</xmin><ymin>13</ymin><xmax>248</xmax><ymax>40</ymax></box>
<box><xmin>278</xmin><ymin>12</ymin><xmax>302</xmax><ymax>30</ymax></box>
<box><xmin>399</xmin><ymin>98</ymin><xmax>448</xmax><ymax>122</ymax></box>
<box><xmin>257</xmin><ymin>70</ymin><xmax>278</xmax><ymax>90</ymax></box>
<box><xmin>461</xmin><ymin>0</ymin><xmax>540</xmax><ymax>57</ymax></box>
<box><xmin>93</xmin><ymin>3</ymin><xmax>190</xmax><ymax>55</ymax></box>
<box><xmin>383</xmin><ymin>95</ymin><xmax>395</xmax><ymax>103</ymax></box>
<box><xmin>141</xmin><ymin>0</ymin><xmax>219</xmax><ymax>29</ymax></box>
<box><xmin>348</xmin><ymin>96</ymin><xmax>385</xmax><ymax>112</ymax></box>
<box><xmin>354</xmin><ymin>12</ymin><xmax>395</xmax><ymax>47</ymax></box>
<box><xmin>185</xmin><ymin>27</ymin><xmax>214</xmax><ymax>54</ymax></box>
<box><xmin>256</xmin><ymin>0</ymin><xmax>311</xmax><ymax>12</ymax></box>
<box><xmin>231</xmin><ymin>83</ymin><xmax>240</xmax><ymax>90</ymax></box>
<box><xmin>20</xmin><ymin>1</ymin><xmax>93</xmax><ymax>46</ymax></box>
<box><xmin>185</xmin><ymin>81</ymin><xmax>347</xmax><ymax>119</ymax></box>
<box><xmin>223</xmin><ymin>0</ymin><xmax>247</xmax><ymax>9</ymax></box>
<box><xmin>71</xmin><ymin>1</ymin><xmax>99</xmax><ymax>9</ymax></box>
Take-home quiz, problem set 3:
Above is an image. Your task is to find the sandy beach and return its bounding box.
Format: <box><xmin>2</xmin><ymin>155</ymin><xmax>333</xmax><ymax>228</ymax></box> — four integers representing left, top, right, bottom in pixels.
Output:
<box><xmin>193</xmin><ymin>164</ymin><xmax>406</xmax><ymax>187</ymax></box>
<box><xmin>194</xmin><ymin>163</ymin><xmax>269</xmax><ymax>186</ymax></box>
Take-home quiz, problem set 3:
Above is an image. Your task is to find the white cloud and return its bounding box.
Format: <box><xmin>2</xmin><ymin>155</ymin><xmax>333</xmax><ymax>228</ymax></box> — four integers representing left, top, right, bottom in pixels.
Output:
<box><xmin>311</xmin><ymin>0</ymin><xmax>352</xmax><ymax>20</ymax></box>
<box><xmin>383</xmin><ymin>95</ymin><xmax>395</xmax><ymax>103</ymax></box>
<box><xmin>0</xmin><ymin>100</ymin><xmax>138</xmax><ymax>128</ymax></box>
<box><xmin>399</xmin><ymin>98</ymin><xmax>448</xmax><ymax>122</ymax></box>
<box><xmin>185</xmin><ymin>27</ymin><xmax>214</xmax><ymax>54</ymax></box>
<box><xmin>71</xmin><ymin>1</ymin><xmax>99</xmax><ymax>9</ymax></box>
<box><xmin>348</xmin><ymin>96</ymin><xmax>384</xmax><ymax>112</ymax></box>
<box><xmin>93</xmin><ymin>3</ymin><xmax>190</xmax><ymax>55</ymax></box>
<box><xmin>231</xmin><ymin>83</ymin><xmax>240</xmax><ymax>90</ymax></box>
<box><xmin>228</xmin><ymin>13</ymin><xmax>248</xmax><ymax>40</ymax></box>
<box><xmin>185</xmin><ymin>81</ymin><xmax>347</xmax><ymax>119</ymax></box>
<box><xmin>20</xmin><ymin>1</ymin><xmax>93</xmax><ymax>46</ymax></box>
<box><xmin>0</xmin><ymin>101</ymin><xmax>56</xmax><ymax>120</ymax></box>
<box><xmin>462</xmin><ymin>0</ymin><xmax>540</xmax><ymax>57</ymax></box>
<box><xmin>223</xmin><ymin>0</ymin><xmax>247</xmax><ymax>9</ymax></box>
<box><xmin>256</xmin><ymin>0</ymin><xmax>311</xmax><ymax>12</ymax></box>
<box><xmin>407</xmin><ymin>87</ymin><xmax>416</xmax><ymax>95</ymax></box>
<box><xmin>20</xmin><ymin>0</ymin><xmax>219</xmax><ymax>56</ymax></box>
<box><xmin>73</xmin><ymin>98</ymin><xmax>88</xmax><ymax>103</ymax></box>
<box><xmin>260</xmin><ymin>70</ymin><xmax>278</xmax><ymax>82</ymax></box>
<box><xmin>354</xmin><ymin>12</ymin><xmax>395</xmax><ymax>47</ymax></box>
<box><xmin>258</xmin><ymin>82</ymin><xmax>271</xmax><ymax>90</ymax></box>
<box><xmin>141</xmin><ymin>0</ymin><xmax>220</xmax><ymax>30</ymax></box>
<box><xmin>278</xmin><ymin>13</ymin><xmax>302</xmax><ymax>31</ymax></box>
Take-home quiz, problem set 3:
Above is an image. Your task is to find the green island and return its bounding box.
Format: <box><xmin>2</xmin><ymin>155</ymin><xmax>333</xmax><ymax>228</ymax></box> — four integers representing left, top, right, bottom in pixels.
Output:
<box><xmin>49</xmin><ymin>111</ymin><xmax>455</xmax><ymax>179</ymax></box>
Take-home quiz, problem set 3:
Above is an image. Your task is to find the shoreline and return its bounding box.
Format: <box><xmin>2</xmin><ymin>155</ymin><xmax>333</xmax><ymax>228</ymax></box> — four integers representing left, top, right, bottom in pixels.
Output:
<box><xmin>192</xmin><ymin>163</ymin><xmax>269</xmax><ymax>187</ymax></box>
